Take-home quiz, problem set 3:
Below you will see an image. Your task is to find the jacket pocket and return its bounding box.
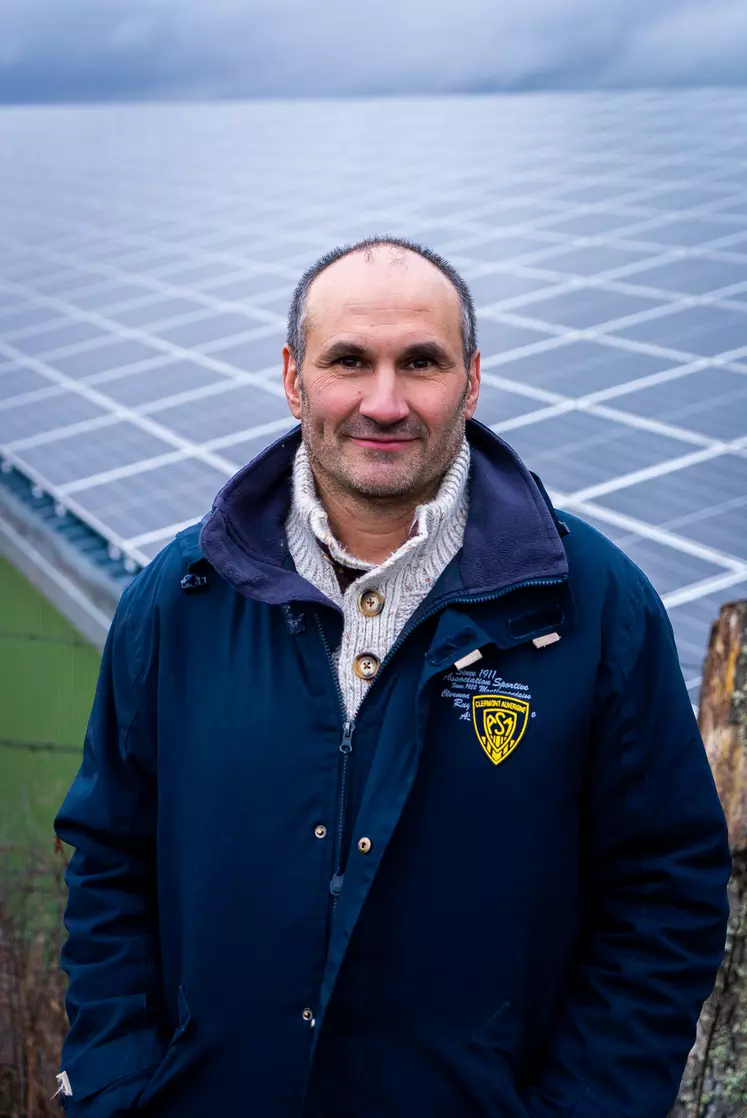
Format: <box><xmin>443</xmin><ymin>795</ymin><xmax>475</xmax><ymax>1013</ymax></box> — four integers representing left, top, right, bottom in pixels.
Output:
<box><xmin>135</xmin><ymin>985</ymin><xmax>193</xmax><ymax>1112</ymax></box>
<box><xmin>60</xmin><ymin>1068</ymin><xmax>156</xmax><ymax>1116</ymax></box>
<box><xmin>59</xmin><ymin>1007</ymin><xmax>163</xmax><ymax>1114</ymax></box>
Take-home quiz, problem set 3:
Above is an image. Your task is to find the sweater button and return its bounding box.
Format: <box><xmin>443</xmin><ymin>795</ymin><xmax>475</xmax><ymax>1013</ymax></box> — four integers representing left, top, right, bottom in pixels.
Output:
<box><xmin>353</xmin><ymin>653</ymin><xmax>380</xmax><ymax>681</ymax></box>
<box><xmin>357</xmin><ymin>836</ymin><xmax>373</xmax><ymax>854</ymax></box>
<box><xmin>314</xmin><ymin>825</ymin><xmax>327</xmax><ymax>839</ymax></box>
<box><xmin>359</xmin><ymin>589</ymin><xmax>384</xmax><ymax>617</ymax></box>
<box><xmin>302</xmin><ymin>1008</ymin><xmax>315</xmax><ymax>1025</ymax></box>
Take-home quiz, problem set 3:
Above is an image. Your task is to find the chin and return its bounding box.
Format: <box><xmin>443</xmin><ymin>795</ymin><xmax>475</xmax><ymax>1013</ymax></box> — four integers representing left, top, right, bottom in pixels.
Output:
<box><xmin>347</xmin><ymin>473</ymin><xmax>416</xmax><ymax>498</ymax></box>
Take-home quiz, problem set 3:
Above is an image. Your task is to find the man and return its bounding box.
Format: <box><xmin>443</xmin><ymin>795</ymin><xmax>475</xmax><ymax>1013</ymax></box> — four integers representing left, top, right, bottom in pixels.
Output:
<box><xmin>55</xmin><ymin>238</ymin><xmax>731</xmax><ymax>1118</ymax></box>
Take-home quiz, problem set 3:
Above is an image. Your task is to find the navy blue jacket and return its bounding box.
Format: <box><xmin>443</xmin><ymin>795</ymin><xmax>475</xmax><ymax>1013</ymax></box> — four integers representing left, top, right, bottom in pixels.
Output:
<box><xmin>55</xmin><ymin>420</ymin><xmax>731</xmax><ymax>1118</ymax></box>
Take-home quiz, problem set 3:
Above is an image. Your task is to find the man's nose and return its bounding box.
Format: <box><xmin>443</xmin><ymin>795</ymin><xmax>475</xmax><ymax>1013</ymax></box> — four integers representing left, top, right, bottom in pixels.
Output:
<box><xmin>358</xmin><ymin>367</ymin><xmax>410</xmax><ymax>426</ymax></box>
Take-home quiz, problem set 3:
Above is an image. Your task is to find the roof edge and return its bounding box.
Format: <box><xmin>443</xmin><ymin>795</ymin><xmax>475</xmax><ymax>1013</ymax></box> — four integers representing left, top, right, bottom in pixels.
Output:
<box><xmin>0</xmin><ymin>482</ymin><xmax>119</xmax><ymax>650</ymax></box>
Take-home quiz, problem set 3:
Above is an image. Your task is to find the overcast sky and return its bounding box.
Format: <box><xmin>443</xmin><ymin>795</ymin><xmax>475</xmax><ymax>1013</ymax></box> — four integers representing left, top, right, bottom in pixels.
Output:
<box><xmin>1</xmin><ymin>0</ymin><xmax>746</xmax><ymax>103</ymax></box>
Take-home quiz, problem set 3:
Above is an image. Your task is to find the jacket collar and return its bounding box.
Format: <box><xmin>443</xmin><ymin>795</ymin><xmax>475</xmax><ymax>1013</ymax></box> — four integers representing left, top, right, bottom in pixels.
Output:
<box><xmin>197</xmin><ymin>419</ymin><xmax>568</xmax><ymax>608</ymax></box>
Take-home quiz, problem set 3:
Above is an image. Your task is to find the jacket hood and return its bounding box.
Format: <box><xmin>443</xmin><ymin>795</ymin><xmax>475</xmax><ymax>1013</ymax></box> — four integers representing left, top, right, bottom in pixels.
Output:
<box><xmin>198</xmin><ymin>418</ymin><xmax>568</xmax><ymax>607</ymax></box>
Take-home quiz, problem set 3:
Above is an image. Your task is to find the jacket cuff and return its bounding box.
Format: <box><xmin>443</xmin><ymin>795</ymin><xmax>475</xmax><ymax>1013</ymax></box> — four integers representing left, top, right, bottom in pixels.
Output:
<box><xmin>58</xmin><ymin>1032</ymin><xmax>165</xmax><ymax>1117</ymax></box>
<box><xmin>60</xmin><ymin>1066</ymin><xmax>155</xmax><ymax>1116</ymax></box>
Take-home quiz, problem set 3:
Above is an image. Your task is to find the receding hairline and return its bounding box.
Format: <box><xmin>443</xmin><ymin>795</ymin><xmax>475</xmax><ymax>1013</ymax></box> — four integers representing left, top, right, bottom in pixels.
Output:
<box><xmin>286</xmin><ymin>235</ymin><xmax>477</xmax><ymax>370</ymax></box>
<box><xmin>301</xmin><ymin>243</ymin><xmax>463</xmax><ymax>335</ymax></box>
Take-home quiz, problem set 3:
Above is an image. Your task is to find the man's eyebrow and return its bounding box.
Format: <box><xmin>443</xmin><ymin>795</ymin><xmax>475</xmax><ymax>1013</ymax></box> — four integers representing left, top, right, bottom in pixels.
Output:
<box><xmin>318</xmin><ymin>340</ymin><xmax>374</xmax><ymax>362</ymax></box>
<box><xmin>317</xmin><ymin>339</ymin><xmax>455</xmax><ymax>364</ymax></box>
<box><xmin>399</xmin><ymin>341</ymin><xmax>454</xmax><ymax>364</ymax></box>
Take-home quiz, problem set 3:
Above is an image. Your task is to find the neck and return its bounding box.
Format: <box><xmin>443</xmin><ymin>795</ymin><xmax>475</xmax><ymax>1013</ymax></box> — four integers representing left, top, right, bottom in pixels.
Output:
<box><xmin>313</xmin><ymin>476</ymin><xmax>439</xmax><ymax>565</ymax></box>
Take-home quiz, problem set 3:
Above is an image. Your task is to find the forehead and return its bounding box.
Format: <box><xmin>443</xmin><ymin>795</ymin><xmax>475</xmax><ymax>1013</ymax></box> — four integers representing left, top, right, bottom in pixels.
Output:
<box><xmin>303</xmin><ymin>248</ymin><xmax>463</xmax><ymax>345</ymax></box>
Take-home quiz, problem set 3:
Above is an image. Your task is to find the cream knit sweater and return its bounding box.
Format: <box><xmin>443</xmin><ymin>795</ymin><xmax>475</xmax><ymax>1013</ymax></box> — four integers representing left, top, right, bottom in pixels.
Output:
<box><xmin>285</xmin><ymin>440</ymin><xmax>470</xmax><ymax>719</ymax></box>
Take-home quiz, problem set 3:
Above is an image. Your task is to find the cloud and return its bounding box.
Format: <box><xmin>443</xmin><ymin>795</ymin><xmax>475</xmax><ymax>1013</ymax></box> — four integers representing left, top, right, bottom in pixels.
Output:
<box><xmin>0</xmin><ymin>0</ymin><xmax>744</xmax><ymax>103</ymax></box>
<box><xmin>611</xmin><ymin>0</ymin><xmax>747</xmax><ymax>85</ymax></box>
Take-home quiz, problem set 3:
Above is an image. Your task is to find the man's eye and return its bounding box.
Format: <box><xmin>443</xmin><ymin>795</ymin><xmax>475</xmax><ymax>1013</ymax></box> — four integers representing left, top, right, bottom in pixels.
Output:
<box><xmin>407</xmin><ymin>357</ymin><xmax>436</xmax><ymax>369</ymax></box>
<box><xmin>337</xmin><ymin>356</ymin><xmax>364</xmax><ymax>368</ymax></box>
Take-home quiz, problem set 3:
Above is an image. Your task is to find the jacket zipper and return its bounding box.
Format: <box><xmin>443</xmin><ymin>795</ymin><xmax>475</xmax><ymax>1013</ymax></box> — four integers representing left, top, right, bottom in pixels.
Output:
<box><xmin>314</xmin><ymin>574</ymin><xmax>566</xmax><ymax>910</ymax></box>
<box><xmin>330</xmin><ymin>722</ymin><xmax>354</xmax><ymax>912</ymax></box>
<box><xmin>315</xmin><ymin>615</ymin><xmax>355</xmax><ymax>914</ymax></box>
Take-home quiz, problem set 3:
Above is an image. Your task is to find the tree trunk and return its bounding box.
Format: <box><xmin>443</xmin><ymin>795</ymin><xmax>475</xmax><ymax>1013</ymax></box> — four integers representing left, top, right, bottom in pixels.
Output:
<box><xmin>672</xmin><ymin>600</ymin><xmax>747</xmax><ymax>1118</ymax></box>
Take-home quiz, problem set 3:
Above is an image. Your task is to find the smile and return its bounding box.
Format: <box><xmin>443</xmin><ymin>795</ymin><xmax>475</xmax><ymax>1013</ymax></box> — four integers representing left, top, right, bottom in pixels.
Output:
<box><xmin>350</xmin><ymin>437</ymin><xmax>417</xmax><ymax>451</ymax></box>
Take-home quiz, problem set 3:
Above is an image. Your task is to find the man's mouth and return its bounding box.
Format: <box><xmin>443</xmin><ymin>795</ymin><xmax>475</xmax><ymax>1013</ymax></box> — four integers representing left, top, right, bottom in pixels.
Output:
<box><xmin>349</xmin><ymin>436</ymin><xmax>417</xmax><ymax>452</ymax></box>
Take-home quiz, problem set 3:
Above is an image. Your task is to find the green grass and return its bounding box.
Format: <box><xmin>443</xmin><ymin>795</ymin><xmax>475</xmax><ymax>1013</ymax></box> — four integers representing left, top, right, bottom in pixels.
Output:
<box><xmin>0</xmin><ymin>555</ymin><xmax>101</xmax><ymax>846</ymax></box>
<box><xmin>0</xmin><ymin>746</ymin><xmax>83</xmax><ymax>847</ymax></box>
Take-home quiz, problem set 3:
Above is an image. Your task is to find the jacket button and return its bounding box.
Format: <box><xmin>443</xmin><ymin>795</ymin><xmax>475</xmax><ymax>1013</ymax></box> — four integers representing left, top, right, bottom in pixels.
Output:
<box><xmin>302</xmin><ymin>1008</ymin><xmax>315</xmax><ymax>1023</ymax></box>
<box><xmin>359</xmin><ymin>589</ymin><xmax>384</xmax><ymax>617</ymax></box>
<box><xmin>353</xmin><ymin>653</ymin><xmax>380</xmax><ymax>681</ymax></box>
<box><xmin>357</xmin><ymin>836</ymin><xmax>373</xmax><ymax>854</ymax></box>
<box><xmin>314</xmin><ymin>825</ymin><xmax>327</xmax><ymax>839</ymax></box>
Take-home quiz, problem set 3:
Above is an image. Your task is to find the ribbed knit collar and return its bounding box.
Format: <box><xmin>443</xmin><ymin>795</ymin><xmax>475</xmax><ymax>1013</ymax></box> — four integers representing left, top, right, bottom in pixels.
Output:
<box><xmin>289</xmin><ymin>439</ymin><xmax>471</xmax><ymax>581</ymax></box>
<box><xmin>199</xmin><ymin>420</ymin><xmax>569</xmax><ymax>608</ymax></box>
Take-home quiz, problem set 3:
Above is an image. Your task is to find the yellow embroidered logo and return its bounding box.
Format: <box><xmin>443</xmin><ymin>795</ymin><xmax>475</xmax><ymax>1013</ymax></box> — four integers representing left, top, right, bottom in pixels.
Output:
<box><xmin>472</xmin><ymin>694</ymin><xmax>531</xmax><ymax>766</ymax></box>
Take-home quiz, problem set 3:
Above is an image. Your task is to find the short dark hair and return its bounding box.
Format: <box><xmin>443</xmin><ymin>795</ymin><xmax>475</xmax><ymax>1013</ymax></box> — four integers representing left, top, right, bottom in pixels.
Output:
<box><xmin>286</xmin><ymin>236</ymin><xmax>477</xmax><ymax>369</ymax></box>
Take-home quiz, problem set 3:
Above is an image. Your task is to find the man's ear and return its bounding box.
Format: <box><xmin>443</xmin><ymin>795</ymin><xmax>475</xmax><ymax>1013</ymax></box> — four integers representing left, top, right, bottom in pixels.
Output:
<box><xmin>283</xmin><ymin>345</ymin><xmax>303</xmax><ymax>419</ymax></box>
<box><xmin>464</xmin><ymin>350</ymin><xmax>481</xmax><ymax>420</ymax></box>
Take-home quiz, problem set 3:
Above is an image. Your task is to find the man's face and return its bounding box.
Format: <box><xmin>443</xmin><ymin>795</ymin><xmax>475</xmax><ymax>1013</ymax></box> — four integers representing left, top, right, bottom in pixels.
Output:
<box><xmin>282</xmin><ymin>248</ymin><xmax>480</xmax><ymax>502</ymax></box>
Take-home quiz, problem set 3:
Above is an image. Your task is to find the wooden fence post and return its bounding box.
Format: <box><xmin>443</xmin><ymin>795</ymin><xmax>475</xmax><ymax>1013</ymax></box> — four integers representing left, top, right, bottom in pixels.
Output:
<box><xmin>672</xmin><ymin>600</ymin><xmax>747</xmax><ymax>1118</ymax></box>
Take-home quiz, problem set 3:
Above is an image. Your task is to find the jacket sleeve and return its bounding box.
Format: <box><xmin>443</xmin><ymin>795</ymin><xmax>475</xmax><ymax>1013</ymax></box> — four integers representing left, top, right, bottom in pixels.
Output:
<box><xmin>55</xmin><ymin>581</ymin><xmax>167</xmax><ymax>1116</ymax></box>
<box><xmin>525</xmin><ymin>576</ymin><xmax>732</xmax><ymax>1118</ymax></box>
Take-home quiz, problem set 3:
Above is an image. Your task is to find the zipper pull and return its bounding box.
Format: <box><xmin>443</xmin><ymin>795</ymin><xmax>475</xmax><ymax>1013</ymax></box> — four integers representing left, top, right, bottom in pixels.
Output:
<box><xmin>330</xmin><ymin>873</ymin><xmax>344</xmax><ymax>897</ymax></box>
<box><xmin>340</xmin><ymin>721</ymin><xmax>354</xmax><ymax>754</ymax></box>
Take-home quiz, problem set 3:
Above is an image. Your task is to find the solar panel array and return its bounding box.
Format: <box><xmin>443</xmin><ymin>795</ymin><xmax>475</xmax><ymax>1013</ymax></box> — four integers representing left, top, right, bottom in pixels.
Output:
<box><xmin>1</xmin><ymin>90</ymin><xmax>747</xmax><ymax>697</ymax></box>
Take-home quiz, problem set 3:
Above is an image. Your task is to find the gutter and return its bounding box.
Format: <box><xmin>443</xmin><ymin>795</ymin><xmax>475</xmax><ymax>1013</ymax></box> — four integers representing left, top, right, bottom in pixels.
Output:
<box><xmin>0</xmin><ymin>474</ymin><xmax>125</xmax><ymax>650</ymax></box>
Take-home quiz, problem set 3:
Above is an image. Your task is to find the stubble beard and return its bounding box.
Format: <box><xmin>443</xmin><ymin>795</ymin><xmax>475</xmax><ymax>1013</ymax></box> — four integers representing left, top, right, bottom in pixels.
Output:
<box><xmin>300</xmin><ymin>392</ymin><xmax>467</xmax><ymax>507</ymax></box>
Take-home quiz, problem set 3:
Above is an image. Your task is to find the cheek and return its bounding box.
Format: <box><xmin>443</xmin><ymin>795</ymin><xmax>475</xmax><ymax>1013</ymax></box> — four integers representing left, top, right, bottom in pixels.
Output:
<box><xmin>306</xmin><ymin>379</ymin><xmax>362</xmax><ymax>431</ymax></box>
<box><xmin>405</xmin><ymin>380</ymin><xmax>467</xmax><ymax>430</ymax></box>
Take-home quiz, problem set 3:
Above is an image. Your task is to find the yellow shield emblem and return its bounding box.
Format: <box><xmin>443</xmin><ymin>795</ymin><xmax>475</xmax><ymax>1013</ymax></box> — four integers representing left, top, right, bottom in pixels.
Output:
<box><xmin>472</xmin><ymin>694</ymin><xmax>530</xmax><ymax>766</ymax></box>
